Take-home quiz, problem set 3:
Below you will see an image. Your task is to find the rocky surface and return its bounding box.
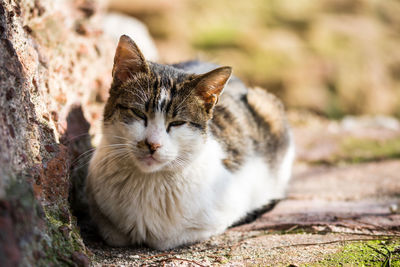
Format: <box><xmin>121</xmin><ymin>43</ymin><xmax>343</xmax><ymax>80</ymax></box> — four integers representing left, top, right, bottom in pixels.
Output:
<box><xmin>85</xmin><ymin>114</ymin><xmax>400</xmax><ymax>266</ymax></box>
<box><xmin>0</xmin><ymin>0</ymin><xmax>114</xmax><ymax>264</ymax></box>
<box><xmin>0</xmin><ymin>0</ymin><xmax>122</xmax><ymax>265</ymax></box>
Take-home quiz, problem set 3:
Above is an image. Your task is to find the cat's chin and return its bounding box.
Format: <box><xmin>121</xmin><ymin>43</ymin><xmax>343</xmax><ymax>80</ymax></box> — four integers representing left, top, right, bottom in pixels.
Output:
<box><xmin>134</xmin><ymin>156</ymin><xmax>167</xmax><ymax>173</ymax></box>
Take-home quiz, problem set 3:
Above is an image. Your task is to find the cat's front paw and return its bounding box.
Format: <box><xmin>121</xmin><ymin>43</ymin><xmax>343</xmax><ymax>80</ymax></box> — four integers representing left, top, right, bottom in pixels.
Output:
<box><xmin>96</xmin><ymin>222</ymin><xmax>131</xmax><ymax>247</ymax></box>
<box><xmin>101</xmin><ymin>229</ymin><xmax>131</xmax><ymax>247</ymax></box>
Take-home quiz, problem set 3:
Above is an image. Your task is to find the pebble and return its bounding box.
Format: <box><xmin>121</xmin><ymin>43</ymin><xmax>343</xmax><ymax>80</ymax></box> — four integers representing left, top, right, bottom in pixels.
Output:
<box><xmin>129</xmin><ymin>255</ymin><xmax>140</xmax><ymax>259</ymax></box>
<box><xmin>389</xmin><ymin>203</ymin><xmax>399</xmax><ymax>214</ymax></box>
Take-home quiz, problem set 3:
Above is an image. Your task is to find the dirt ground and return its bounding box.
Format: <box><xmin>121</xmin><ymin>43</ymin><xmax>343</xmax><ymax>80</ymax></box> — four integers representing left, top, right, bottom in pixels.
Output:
<box><xmin>84</xmin><ymin>113</ymin><xmax>400</xmax><ymax>266</ymax></box>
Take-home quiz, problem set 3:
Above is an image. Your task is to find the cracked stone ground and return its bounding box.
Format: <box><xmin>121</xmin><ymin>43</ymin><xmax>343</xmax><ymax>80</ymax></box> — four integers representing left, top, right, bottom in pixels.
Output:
<box><xmin>83</xmin><ymin>113</ymin><xmax>400</xmax><ymax>266</ymax></box>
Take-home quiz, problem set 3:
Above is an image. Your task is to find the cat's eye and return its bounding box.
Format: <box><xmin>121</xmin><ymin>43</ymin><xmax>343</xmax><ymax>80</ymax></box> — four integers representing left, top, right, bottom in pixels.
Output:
<box><xmin>117</xmin><ymin>104</ymin><xmax>147</xmax><ymax>126</ymax></box>
<box><xmin>167</xmin><ymin>121</ymin><xmax>186</xmax><ymax>132</ymax></box>
<box><xmin>117</xmin><ymin>104</ymin><xmax>129</xmax><ymax>110</ymax></box>
<box><xmin>130</xmin><ymin>108</ymin><xmax>146</xmax><ymax>120</ymax></box>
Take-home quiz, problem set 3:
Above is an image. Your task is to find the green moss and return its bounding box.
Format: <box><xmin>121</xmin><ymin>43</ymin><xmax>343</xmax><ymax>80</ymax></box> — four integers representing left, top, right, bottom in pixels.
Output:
<box><xmin>339</xmin><ymin>137</ymin><xmax>400</xmax><ymax>163</ymax></box>
<box><xmin>5</xmin><ymin>173</ymin><xmax>88</xmax><ymax>266</ymax></box>
<box><xmin>41</xmin><ymin>204</ymin><xmax>89</xmax><ymax>265</ymax></box>
<box><xmin>268</xmin><ymin>228</ymin><xmax>308</xmax><ymax>235</ymax></box>
<box><xmin>314</xmin><ymin>239</ymin><xmax>400</xmax><ymax>266</ymax></box>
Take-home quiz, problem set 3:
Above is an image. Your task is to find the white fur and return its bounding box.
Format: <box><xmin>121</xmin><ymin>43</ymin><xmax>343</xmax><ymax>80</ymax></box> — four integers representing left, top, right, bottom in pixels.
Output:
<box><xmin>158</xmin><ymin>87</ymin><xmax>169</xmax><ymax>105</ymax></box>
<box><xmin>276</xmin><ymin>131</ymin><xmax>295</xmax><ymax>197</ymax></box>
<box><xmin>88</xmin><ymin>111</ymin><xmax>294</xmax><ymax>250</ymax></box>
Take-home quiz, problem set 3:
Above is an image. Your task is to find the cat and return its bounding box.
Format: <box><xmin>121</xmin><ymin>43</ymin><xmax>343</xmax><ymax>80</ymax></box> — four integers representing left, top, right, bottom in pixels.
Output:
<box><xmin>86</xmin><ymin>35</ymin><xmax>294</xmax><ymax>250</ymax></box>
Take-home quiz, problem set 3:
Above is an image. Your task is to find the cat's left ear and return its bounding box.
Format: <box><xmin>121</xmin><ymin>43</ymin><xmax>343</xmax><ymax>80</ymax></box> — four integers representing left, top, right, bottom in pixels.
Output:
<box><xmin>112</xmin><ymin>35</ymin><xmax>150</xmax><ymax>84</ymax></box>
<box><xmin>192</xmin><ymin>66</ymin><xmax>232</xmax><ymax>112</ymax></box>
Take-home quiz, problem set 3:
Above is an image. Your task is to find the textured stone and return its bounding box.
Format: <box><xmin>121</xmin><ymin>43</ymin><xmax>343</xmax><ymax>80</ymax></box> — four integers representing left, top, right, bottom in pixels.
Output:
<box><xmin>0</xmin><ymin>0</ymin><xmax>112</xmax><ymax>265</ymax></box>
<box><xmin>0</xmin><ymin>200</ymin><xmax>20</xmax><ymax>267</ymax></box>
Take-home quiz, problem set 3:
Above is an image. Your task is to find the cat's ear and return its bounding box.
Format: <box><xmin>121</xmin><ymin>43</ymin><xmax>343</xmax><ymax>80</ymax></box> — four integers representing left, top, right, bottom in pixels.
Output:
<box><xmin>192</xmin><ymin>66</ymin><xmax>232</xmax><ymax>111</ymax></box>
<box><xmin>112</xmin><ymin>35</ymin><xmax>150</xmax><ymax>83</ymax></box>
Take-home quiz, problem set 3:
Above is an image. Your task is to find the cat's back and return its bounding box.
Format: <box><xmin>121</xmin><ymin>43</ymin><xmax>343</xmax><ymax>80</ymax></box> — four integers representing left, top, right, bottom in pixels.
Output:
<box><xmin>173</xmin><ymin>61</ymin><xmax>291</xmax><ymax>172</ymax></box>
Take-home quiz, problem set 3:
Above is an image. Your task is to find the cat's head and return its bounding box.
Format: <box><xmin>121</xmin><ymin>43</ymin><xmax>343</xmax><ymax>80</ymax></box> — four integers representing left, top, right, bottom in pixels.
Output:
<box><xmin>101</xmin><ymin>35</ymin><xmax>231</xmax><ymax>173</ymax></box>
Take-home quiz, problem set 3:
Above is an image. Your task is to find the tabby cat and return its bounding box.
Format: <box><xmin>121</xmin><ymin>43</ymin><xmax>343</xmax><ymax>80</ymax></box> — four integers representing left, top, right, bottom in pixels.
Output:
<box><xmin>86</xmin><ymin>35</ymin><xmax>294</xmax><ymax>250</ymax></box>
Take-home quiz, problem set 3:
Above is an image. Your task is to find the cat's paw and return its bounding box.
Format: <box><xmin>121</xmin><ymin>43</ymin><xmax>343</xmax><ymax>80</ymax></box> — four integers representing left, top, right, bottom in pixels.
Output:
<box><xmin>97</xmin><ymin>224</ymin><xmax>131</xmax><ymax>247</ymax></box>
<box><xmin>102</xmin><ymin>230</ymin><xmax>131</xmax><ymax>247</ymax></box>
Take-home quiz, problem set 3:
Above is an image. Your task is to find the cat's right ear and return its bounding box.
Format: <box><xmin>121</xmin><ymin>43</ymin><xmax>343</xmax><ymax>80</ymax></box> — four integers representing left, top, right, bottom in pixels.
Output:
<box><xmin>112</xmin><ymin>35</ymin><xmax>150</xmax><ymax>84</ymax></box>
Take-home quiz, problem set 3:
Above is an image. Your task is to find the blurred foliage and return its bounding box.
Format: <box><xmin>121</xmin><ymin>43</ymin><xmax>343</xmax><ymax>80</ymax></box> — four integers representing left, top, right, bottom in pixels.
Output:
<box><xmin>111</xmin><ymin>0</ymin><xmax>400</xmax><ymax>118</ymax></box>
<box><xmin>339</xmin><ymin>137</ymin><xmax>400</xmax><ymax>163</ymax></box>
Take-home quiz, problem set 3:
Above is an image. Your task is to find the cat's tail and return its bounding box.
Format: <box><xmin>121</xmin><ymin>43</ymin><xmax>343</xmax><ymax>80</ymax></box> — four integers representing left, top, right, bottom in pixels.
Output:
<box><xmin>246</xmin><ymin>86</ymin><xmax>288</xmax><ymax>137</ymax></box>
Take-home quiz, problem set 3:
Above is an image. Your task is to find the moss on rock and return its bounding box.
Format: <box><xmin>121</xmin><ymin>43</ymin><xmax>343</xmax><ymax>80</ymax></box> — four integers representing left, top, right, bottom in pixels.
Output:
<box><xmin>315</xmin><ymin>239</ymin><xmax>400</xmax><ymax>266</ymax></box>
<box><xmin>4</xmin><ymin>174</ymin><xmax>89</xmax><ymax>266</ymax></box>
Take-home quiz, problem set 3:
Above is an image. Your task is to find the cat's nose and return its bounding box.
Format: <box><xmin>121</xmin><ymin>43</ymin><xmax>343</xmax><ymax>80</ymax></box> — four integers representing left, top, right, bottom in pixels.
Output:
<box><xmin>145</xmin><ymin>140</ymin><xmax>161</xmax><ymax>154</ymax></box>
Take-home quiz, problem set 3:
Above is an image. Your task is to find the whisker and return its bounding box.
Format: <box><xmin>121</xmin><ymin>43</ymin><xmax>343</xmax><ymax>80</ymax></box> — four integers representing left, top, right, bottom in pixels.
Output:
<box><xmin>73</xmin><ymin>148</ymin><xmax>118</xmax><ymax>171</ymax></box>
<box><xmin>175</xmin><ymin>89</ymin><xmax>194</xmax><ymax>111</ymax></box>
<box><xmin>71</xmin><ymin>148</ymin><xmax>97</xmax><ymax>167</ymax></box>
<box><xmin>63</xmin><ymin>132</ymin><xmax>92</xmax><ymax>144</ymax></box>
<box><xmin>91</xmin><ymin>148</ymin><xmax>132</xmax><ymax>171</ymax></box>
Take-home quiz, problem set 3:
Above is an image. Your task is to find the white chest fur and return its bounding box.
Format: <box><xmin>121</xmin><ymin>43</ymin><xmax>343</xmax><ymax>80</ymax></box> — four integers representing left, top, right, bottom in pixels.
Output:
<box><xmin>88</xmin><ymin>136</ymin><xmax>293</xmax><ymax>250</ymax></box>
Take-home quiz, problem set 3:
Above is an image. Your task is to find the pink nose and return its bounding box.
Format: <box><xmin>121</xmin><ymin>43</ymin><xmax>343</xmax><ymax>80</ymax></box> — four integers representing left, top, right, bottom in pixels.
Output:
<box><xmin>145</xmin><ymin>140</ymin><xmax>161</xmax><ymax>154</ymax></box>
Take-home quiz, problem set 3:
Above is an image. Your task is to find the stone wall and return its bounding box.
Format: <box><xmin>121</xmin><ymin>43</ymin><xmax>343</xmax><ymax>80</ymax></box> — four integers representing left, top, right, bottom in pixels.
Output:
<box><xmin>0</xmin><ymin>0</ymin><xmax>113</xmax><ymax>265</ymax></box>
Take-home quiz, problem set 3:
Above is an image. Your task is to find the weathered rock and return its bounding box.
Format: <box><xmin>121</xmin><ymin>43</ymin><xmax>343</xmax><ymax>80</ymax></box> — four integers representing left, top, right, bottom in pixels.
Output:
<box><xmin>0</xmin><ymin>0</ymin><xmax>114</xmax><ymax>265</ymax></box>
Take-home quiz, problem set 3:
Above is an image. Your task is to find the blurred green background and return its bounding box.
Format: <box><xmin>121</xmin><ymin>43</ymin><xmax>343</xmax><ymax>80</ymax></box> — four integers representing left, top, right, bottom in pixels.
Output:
<box><xmin>108</xmin><ymin>0</ymin><xmax>400</xmax><ymax>119</ymax></box>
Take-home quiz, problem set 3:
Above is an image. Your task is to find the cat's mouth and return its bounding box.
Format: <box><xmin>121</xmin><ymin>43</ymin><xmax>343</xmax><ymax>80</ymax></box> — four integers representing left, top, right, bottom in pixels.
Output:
<box><xmin>139</xmin><ymin>155</ymin><xmax>161</xmax><ymax>166</ymax></box>
<box><xmin>133</xmin><ymin>154</ymin><xmax>169</xmax><ymax>173</ymax></box>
